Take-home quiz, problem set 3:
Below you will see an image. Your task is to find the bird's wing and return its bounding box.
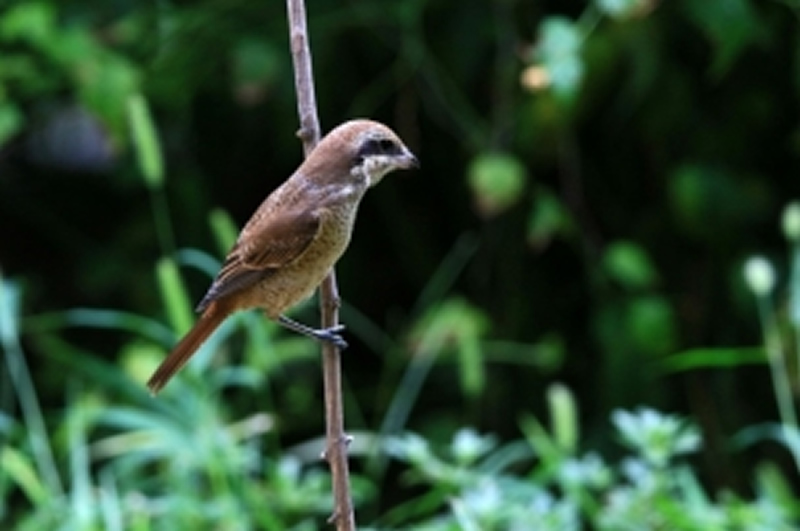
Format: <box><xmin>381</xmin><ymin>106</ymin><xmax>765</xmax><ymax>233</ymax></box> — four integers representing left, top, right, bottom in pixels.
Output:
<box><xmin>196</xmin><ymin>207</ymin><xmax>321</xmax><ymax>311</ymax></box>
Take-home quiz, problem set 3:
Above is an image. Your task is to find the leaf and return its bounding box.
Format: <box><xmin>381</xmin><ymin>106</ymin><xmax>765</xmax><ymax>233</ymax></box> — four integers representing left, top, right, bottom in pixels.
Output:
<box><xmin>527</xmin><ymin>188</ymin><xmax>573</xmax><ymax>248</ymax></box>
<box><xmin>76</xmin><ymin>52</ymin><xmax>140</xmax><ymax>143</ymax></box>
<box><xmin>547</xmin><ymin>383</ymin><xmax>578</xmax><ymax>454</ymax></box>
<box><xmin>467</xmin><ymin>152</ymin><xmax>527</xmax><ymax>217</ymax></box>
<box><xmin>0</xmin><ymin>2</ymin><xmax>56</xmax><ymax>45</ymax></box>
<box><xmin>209</xmin><ymin>208</ymin><xmax>240</xmax><ymax>256</ymax></box>
<box><xmin>127</xmin><ymin>93</ymin><xmax>164</xmax><ymax>188</ymax></box>
<box><xmin>682</xmin><ymin>0</ymin><xmax>767</xmax><ymax>78</ymax></box>
<box><xmin>0</xmin><ymin>446</ymin><xmax>48</xmax><ymax>506</ymax></box>
<box><xmin>410</xmin><ymin>297</ymin><xmax>489</xmax><ymax>396</ymax></box>
<box><xmin>156</xmin><ymin>257</ymin><xmax>194</xmax><ymax>336</ymax></box>
<box><xmin>659</xmin><ymin>347</ymin><xmax>765</xmax><ymax>373</ymax></box>
<box><xmin>626</xmin><ymin>296</ymin><xmax>676</xmax><ymax>356</ymax></box>
<box><xmin>0</xmin><ymin>273</ymin><xmax>21</xmax><ymax>347</ymax></box>
<box><xmin>0</xmin><ymin>103</ymin><xmax>24</xmax><ymax>147</ymax></box>
<box><xmin>602</xmin><ymin>241</ymin><xmax>658</xmax><ymax>290</ymax></box>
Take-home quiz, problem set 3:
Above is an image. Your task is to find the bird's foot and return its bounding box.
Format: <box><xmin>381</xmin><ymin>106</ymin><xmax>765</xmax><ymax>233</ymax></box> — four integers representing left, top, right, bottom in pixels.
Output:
<box><xmin>277</xmin><ymin>315</ymin><xmax>348</xmax><ymax>350</ymax></box>
<box><xmin>310</xmin><ymin>325</ymin><xmax>348</xmax><ymax>350</ymax></box>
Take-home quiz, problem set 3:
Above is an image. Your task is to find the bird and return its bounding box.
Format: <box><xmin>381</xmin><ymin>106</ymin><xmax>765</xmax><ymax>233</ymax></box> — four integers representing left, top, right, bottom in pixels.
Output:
<box><xmin>146</xmin><ymin>119</ymin><xmax>418</xmax><ymax>394</ymax></box>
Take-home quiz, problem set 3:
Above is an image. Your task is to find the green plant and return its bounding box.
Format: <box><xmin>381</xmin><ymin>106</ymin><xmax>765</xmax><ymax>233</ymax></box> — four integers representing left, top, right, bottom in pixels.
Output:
<box><xmin>379</xmin><ymin>400</ymin><xmax>798</xmax><ymax>530</ymax></box>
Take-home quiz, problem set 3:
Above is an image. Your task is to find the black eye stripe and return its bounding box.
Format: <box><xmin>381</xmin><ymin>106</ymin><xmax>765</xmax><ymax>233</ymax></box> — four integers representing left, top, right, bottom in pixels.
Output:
<box><xmin>357</xmin><ymin>137</ymin><xmax>399</xmax><ymax>158</ymax></box>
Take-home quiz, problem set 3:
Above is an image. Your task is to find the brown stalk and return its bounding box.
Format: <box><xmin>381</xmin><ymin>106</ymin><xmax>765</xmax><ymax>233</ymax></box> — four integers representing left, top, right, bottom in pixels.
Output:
<box><xmin>285</xmin><ymin>1</ymin><xmax>356</xmax><ymax>529</ymax></box>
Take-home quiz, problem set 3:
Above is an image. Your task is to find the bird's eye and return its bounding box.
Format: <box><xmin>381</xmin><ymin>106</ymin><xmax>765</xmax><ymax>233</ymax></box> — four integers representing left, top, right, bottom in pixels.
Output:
<box><xmin>378</xmin><ymin>139</ymin><xmax>396</xmax><ymax>153</ymax></box>
<box><xmin>358</xmin><ymin>137</ymin><xmax>398</xmax><ymax>159</ymax></box>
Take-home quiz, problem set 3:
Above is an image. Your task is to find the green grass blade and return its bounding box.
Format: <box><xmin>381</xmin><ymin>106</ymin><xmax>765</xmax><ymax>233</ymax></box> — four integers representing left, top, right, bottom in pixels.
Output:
<box><xmin>659</xmin><ymin>347</ymin><xmax>765</xmax><ymax>373</ymax></box>
<box><xmin>0</xmin><ymin>446</ymin><xmax>48</xmax><ymax>506</ymax></box>
<box><xmin>0</xmin><ymin>275</ymin><xmax>63</xmax><ymax>496</ymax></box>
<box><xmin>156</xmin><ymin>257</ymin><xmax>194</xmax><ymax>336</ymax></box>
<box><xmin>127</xmin><ymin>92</ymin><xmax>163</xmax><ymax>189</ymax></box>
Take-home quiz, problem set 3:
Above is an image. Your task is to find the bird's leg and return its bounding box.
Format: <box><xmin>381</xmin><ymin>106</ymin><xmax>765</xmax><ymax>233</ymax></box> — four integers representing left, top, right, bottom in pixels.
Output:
<box><xmin>277</xmin><ymin>315</ymin><xmax>348</xmax><ymax>349</ymax></box>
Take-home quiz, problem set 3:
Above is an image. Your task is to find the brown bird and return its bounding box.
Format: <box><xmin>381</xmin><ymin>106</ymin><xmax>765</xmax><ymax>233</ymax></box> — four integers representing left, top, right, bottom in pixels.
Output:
<box><xmin>147</xmin><ymin>119</ymin><xmax>418</xmax><ymax>394</ymax></box>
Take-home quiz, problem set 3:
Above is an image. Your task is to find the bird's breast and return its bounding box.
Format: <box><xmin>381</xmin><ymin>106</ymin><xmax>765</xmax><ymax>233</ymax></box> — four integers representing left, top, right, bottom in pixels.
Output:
<box><xmin>256</xmin><ymin>202</ymin><xmax>359</xmax><ymax>317</ymax></box>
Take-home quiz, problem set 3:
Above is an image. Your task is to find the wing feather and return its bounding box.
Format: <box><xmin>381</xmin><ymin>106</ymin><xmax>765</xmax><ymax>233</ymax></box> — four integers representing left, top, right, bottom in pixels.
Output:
<box><xmin>196</xmin><ymin>207</ymin><xmax>321</xmax><ymax>311</ymax></box>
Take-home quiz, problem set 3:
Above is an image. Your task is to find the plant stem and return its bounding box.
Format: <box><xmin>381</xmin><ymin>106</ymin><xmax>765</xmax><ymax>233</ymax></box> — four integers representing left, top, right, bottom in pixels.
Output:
<box><xmin>756</xmin><ymin>294</ymin><xmax>800</xmax><ymax>472</ymax></box>
<box><xmin>285</xmin><ymin>1</ymin><xmax>355</xmax><ymax>528</ymax></box>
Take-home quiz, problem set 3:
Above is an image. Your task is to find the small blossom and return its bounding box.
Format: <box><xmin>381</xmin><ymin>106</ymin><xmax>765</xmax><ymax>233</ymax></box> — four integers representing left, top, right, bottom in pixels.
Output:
<box><xmin>782</xmin><ymin>202</ymin><xmax>800</xmax><ymax>242</ymax></box>
<box><xmin>743</xmin><ymin>256</ymin><xmax>775</xmax><ymax>296</ymax></box>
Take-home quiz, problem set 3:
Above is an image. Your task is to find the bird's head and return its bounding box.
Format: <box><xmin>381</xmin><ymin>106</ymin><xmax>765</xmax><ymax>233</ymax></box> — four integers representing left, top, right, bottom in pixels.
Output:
<box><xmin>304</xmin><ymin>119</ymin><xmax>418</xmax><ymax>189</ymax></box>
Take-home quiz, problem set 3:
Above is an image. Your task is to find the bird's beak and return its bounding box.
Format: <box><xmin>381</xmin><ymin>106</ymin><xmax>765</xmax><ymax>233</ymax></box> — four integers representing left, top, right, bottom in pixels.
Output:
<box><xmin>401</xmin><ymin>149</ymin><xmax>419</xmax><ymax>170</ymax></box>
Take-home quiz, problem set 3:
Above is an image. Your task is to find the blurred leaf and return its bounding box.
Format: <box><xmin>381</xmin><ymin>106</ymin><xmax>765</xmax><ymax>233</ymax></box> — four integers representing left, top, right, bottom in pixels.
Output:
<box><xmin>547</xmin><ymin>383</ymin><xmax>578</xmax><ymax>454</ymax></box>
<box><xmin>44</xmin><ymin>25</ymin><xmax>95</xmax><ymax>66</ymax></box>
<box><xmin>682</xmin><ymin>0</ymin><xmax>767</xmax><ymax>78</ymax></box>
<box><xmin>411</xmin><ymin>297</ymin><xmax>489</xmax><ymax>396</ymax></box>
<box><xmin>482</xmin><ymin>335</ymin><xmax>565</xmax><ymax>372</ymax></box>
<box><xmin>0</xmin><ymin>446</ymin><xmax>48</xmax><ymax>506</ymax></box>
<box><xmin>156</xmin><ymin>257</ymin><xmax>194</xmax><ymax>336</ymax></box>
<box><xmin>754</xmin><ymin>462</ymin><xmax>797</xmax><ymax>512</ymax></box>
<box><xmin>0</xmin><ymin>2</ymin><xmax>56</xmax><ymax>45</ymax></box>
<box><xmin>25</xmin><ymin>308</ymin><xmax>175</xmax><ymax>346</ymax></box>
<box><xmin>612</xmin><ymin>408</ymin><xmax>700</xmax><ymax>467</ymax></box>
<box><xmin>519</xmin><ymin>414</ymin><xmax>565</xmax><ymax>473</ymax></box>
<box><xmin>0</xmin><ymin>103</ymin><xmax>23</xmax><ymax>146</ymax></box>
<box><xmin>467</xmin><ymin>152</ymin><xmax>527</xmax><ymax>217</ymax></box>
<box><xmin>209</xmin><ymin>208</ymin><xmax>240</xmax><ymax>256</ymax></box>
<box><xmin>231</xmin><ymin>38</ymin><xmax>281</xmax><ymax>106</ymax></box>
<box><xmin>535</xmin><ymin>16</ymin><xmax>585</xmax><ymax>104</ymax></box>
<box><xmin>660</xmin><ymin>347</ymin><xmax>765</xmax><ymax>373</ymax></box>
<box><xmin>232</xmin><ymin>38</ymin><xmax>280</xmax><ymax>85</ymax></box>
<box><xmin>451</xmin><ymin>429</ymin><xmax>497</xmax><ymax>466</ymax></box>
<box><xmin>76</xmin><ymin>52</ymin><xmax>140</xmax><ymax>143</ymax></box>
<box><xmin>596</xmin><ymin>0</ymin><xmax>651</xmax><ymax>19</ymax></box>
<box><xmin>527</xmin><ymin>188</ymin><xmax>573</xmax><ymax>249</ymax></box>
<box><xmin>127</xmin><ymin>93</ymin><xmax>164</xmax><ymax>188</ymax></box>
<box><xmin>602</xmin><ymin>241</ymin><xmax>658</xmax><ymax>290</ymax></box>
<box><xmin>67</xmin><ymin>399</ymin><xmax>95</xmax><ymax>528</ymax></box>
<box><xmin>668</xmin><ymin>165</ymin><xmax>770</xmax><ymax>239</ymax></box>
<box><xmin>788</xmin><ymin>242</ymin><xmax>800</xmax><ymax>326</ymax></box>
<box><xmin>0</xmin><ymin>54</ymin><xmax>41</xmax><ymax>84</ymax></box>
<box><xmin>119</xmin><ymin>340</ymin><xmax>171</xmax><ymax>389</ymax></box>
<box><xmin>0</xmin><ymin>272</ymin><xmax>20</xmax><ymax>346</ymax></box>
<box><xmin>626</xmin><ymin>296</ymin><xmax>676</xmax><ymax>356</ymax></box>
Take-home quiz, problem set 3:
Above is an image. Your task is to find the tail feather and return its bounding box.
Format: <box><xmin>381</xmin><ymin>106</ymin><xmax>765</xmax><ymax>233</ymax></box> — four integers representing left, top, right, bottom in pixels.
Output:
<box><xmin>147</xmin><ymin>301</ymin><xmax>230</xmax><ymax>394</ymax></box>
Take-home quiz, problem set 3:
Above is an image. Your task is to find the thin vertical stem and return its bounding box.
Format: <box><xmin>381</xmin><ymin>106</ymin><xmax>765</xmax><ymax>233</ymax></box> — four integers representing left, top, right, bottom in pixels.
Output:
<box><xmin>286</xmin><ymin>0</ymin><xmax>320</xmax><ymax>154</ymax></box>
<box><xmin>285</xmin><ymin>1</ymin><xmax>355</xmax><ymax>528</ymax></box>
<box><xmin>756</xmin><ymin>294</ymin><xmax>800</xmax><ymax>472</ymax></box>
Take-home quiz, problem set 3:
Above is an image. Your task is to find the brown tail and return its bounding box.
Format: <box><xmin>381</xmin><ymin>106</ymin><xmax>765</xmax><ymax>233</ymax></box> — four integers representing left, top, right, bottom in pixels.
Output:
<box><xmin>147</xmin><ymin>300</ymin><xmax>231</xmax><ymax>395</ymax></box>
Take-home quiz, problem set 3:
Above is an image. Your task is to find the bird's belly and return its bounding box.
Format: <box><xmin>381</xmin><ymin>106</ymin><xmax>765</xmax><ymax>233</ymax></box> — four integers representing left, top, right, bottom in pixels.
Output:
<box><xmin>257</xmin><ymin>209</ymin><xmax>354</xmax><ymax>317</ymax></box>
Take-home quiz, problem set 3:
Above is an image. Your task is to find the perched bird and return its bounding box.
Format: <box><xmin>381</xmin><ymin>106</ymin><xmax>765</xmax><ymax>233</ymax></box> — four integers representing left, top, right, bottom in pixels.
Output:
<box><xmin>147</xmin><ymin>119</ymin><xmax>418</xmax><ymax>394</ymax></box>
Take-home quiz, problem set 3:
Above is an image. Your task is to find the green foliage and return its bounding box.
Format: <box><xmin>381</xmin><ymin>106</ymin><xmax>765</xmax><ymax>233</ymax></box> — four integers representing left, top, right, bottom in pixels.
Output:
<box><xmin>596</xmin><ymin>0</ymin><xmax>651</xmax><ymax>20</ymax></box>
<box><xmin>466</xmin><ymin>153</ymin><xmax>527</xmax><ymax>217</ymax></box>
<box><xmin>682</xmin><ymin>0</ymin><xmax>767</xmax><ymax>77</ymax></box>
<box><xmin>601</xmin><ymin>240</ymin><xmax>658</xmax><ymax>290</ymax></box>
<box><xmin>0</xmin><ymin>103</ymin><xmax>23</xmax><ymax>145</ymax></box>
<box><xmin>0</xmin><ymin>1</ymin><xmax>140</xmax><ymax>145</ymax></box>
<box><xmin>409</xmin><ymin>297</ymin><xmax>489</xmax><ymax>396</ymax></box>
<box><xmin>383</xmin><ymin>407</ymin><xmax>798</xmax><ymax>530</ymax></box>
<box><xmin>3</xmin><ymin>0</ymin><xmax>800</xmax><ymax>528</ymax></box>
<box><xmin>127</xmin><ymin>93</ymin><xmax>164</xmax><ymax>189</ymax></box>
<box><xmin>736</xmin><ymin>203</ymin><xmax>800</xmax><ymax>473</ymax></box>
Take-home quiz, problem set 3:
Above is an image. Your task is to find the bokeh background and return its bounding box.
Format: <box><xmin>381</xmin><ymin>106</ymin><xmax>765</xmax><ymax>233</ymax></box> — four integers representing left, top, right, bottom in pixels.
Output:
<box><xmin>3</xmin><ymin>0</ymin><xmax>800</xmax><ymax>528</ymax></box>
